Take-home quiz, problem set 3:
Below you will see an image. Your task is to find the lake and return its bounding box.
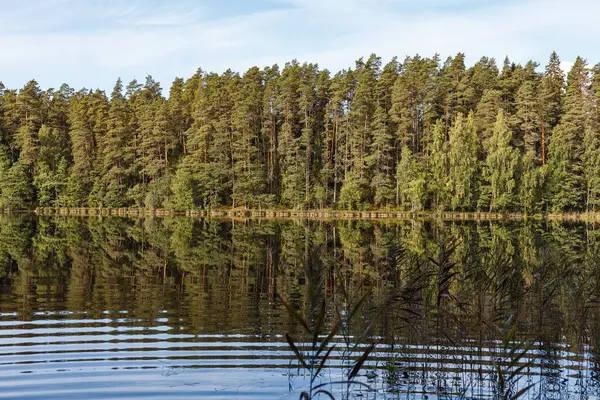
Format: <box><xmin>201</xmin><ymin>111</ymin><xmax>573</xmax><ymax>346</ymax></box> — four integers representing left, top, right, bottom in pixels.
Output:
<box><xmin>1</xmin><ymin>214</ymin><xmax>599</xmax><ymax>399</ymax></box>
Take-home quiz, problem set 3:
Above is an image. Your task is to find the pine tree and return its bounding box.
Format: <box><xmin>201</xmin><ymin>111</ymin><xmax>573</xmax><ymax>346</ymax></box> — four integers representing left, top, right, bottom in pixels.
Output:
<box><xmin>391</xmin><ymin>55</ymin><xmax>439</xmax><ymax>152</ymax></box>
<box><xmin>538</xmin><ymin>52</ymin><xmax>565</xmax><ymax>165</ymax></box>
<box><xmin>298</xmin><ymin>63</ymin><xmax>319</xmax><ymax>208</ymax></box>
<box><xmin>439</xmin><ymin>53</ymin><xmax>470</xmax><ymax>126</ymax></box>
<box><xmin>139</xmin><ymin>100</ymin><xmax>174</xmax><ymax>208</ymax></box>
<box><xmin>475</xmin><ymin>89</ymin><xmax>502</xmax><ymax>146</ymax></box>
<box><xmin>497</xmin><ymin>56</ymin><xmax>520</xmax><ymax>116</ymax></box>
<box><xmin>546</xmin><ymin>57</ymin><xmax>589</xmax><ymax>211</ymax></box>
<box><xmin>261</xmin><ymin>65</ymin><xmax>281</xmax><ymax>199</ymax></box>
<box><xmin>368</xmin><ymin>58</ymin><xmax>398</xmax><ymax>207</ymax></box>
<box><xmin>181</xmin><ymin>69</ymin><xmax>205</xmax><ymax>155</ymax></box>
<box><xmin>466</xmin><ymin>56</ymin><xmax>499</xmax><ymax>108</ymax></box>
<box><xmin>66</xmin><ymin>90</ymin><xmax>106</xmax><ymax>206</ymax></box>
<box><xmin>278</xmin><ymin>61</ymin><xmax>305</xmax><ymax>209</ymax></box>
<box><xmin>46</xmin><ymin>83</ymin><xmax>73</xmax><ymax>161</ymax></box>
<box><xmin>100</xmin><ymin>79</ymin><xmax>135</xmax><ymax>207</ymax></box>
<box><xmin>593</xmin><ymin>64</ymin><xmax>600</xmax><ymax>122</ymax></box>
<box><xmin>14</xmin><ymin>80</ymin><xmax>43</xmax><ymax>174</ymax></box>
<box><xmin>582</xmin><ymin>64</ymin><xmax>600</xmax><ymax>211</ymax></box>
<box><xmin>312</xmin><ymin>69</ymin><xmax>331</xmax><ymax>209</ymax></box>
<box><xmin>139</xmin><ymin>101</ymin><xmax>168</xmax><ymax>181</ymax></box>
<box><xmin>168</xmin><ymin>78</ymin><xmax>191</xmax><ymax>160</ymax></box>
<box><xmin>344</xmin><ymin>55</ymin><xmax>380</xmax><ymax>205</ymax></box>
<box><xmin>546</xmin><ymin>126</ymin><xmax>581</xmax><ymax>211</ymax></box>
<box><xmin>187</xmin><ymin>71</ymin><xmax>237</xmax><ymax>208</ymax></box>
<box><xmin>232</xmin><ymin>66</ymin><xmax>266</xmax><ymax>208</ymax></box>
<box><xmin>515</xmin><ymin>79</ymin><xmax>541</xmax><ymax>157</ymax></box>
<box><xmin>323</xmin><ymin>70</ymin><xmax>352</xmax><ymax>206</ymax></box>
<box><xmin>2</xmin><ymin>52</ymin><xmax>600</xmax><ymax>213</ymax></box>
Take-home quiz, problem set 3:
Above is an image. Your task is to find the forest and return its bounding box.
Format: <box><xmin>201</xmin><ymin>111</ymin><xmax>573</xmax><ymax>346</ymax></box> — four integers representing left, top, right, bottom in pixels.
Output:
<box><xmin>1</xmin><ymin>52</ymin><xmax>599</xmax><ymax>213</ymax></box>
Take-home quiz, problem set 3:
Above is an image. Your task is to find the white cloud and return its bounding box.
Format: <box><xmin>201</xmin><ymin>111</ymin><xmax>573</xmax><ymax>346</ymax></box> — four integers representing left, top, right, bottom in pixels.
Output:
<box><xmin>0</xmin><ymin>0</ymin><xmax>598</xmax><ymax>91</ymax></box>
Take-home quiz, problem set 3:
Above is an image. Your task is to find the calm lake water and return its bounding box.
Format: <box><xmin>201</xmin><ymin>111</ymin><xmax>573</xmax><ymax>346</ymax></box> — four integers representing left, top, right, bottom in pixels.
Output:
<box><xmin>1</xmin><ymin>215</ymin><xmax>600</xmax><ymax>399</ymax></box>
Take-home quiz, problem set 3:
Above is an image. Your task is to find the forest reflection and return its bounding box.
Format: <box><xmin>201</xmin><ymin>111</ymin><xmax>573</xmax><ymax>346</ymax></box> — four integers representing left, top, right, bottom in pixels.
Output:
<box><xmin>2</xmin><ymin>215</ymin><xmax>600</xmax><ymax>398</ymax></box>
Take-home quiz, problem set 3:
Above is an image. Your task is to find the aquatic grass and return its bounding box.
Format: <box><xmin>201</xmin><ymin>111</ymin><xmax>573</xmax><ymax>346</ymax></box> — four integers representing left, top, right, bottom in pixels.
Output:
<box><xmin>278</xmin><ymin>293</ymin><xmax>374</xmax><ymax>399</ymax></box>
<box><xmin>490</xmin><ymin>314</ymin><xmax>536</xmax><ymax>400</ymax></box>
<box><xmin>380</xmin><ymin>238</ymin><xmax>540</xmax><ymax>399</ymax></box>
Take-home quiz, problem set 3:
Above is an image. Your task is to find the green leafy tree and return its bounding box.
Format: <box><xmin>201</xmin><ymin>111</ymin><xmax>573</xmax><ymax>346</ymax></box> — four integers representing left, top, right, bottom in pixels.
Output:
<box><xmin>519</xmin><ymin>151</ymin><xmax>542</xmax><ymax>214</ymax></box>
<box><xmin>0</xmin><ymin>161</ymin><xmax>34</xmax><ymax>209</ymax></box>
<box><xmin>2</xmin><ymin>52</ymin><xmax>600</xmax><ymax>213</ymax></box>
<box><xmin>583</xmin><ymin>123</ymin><xmax>600</xmax><ymax>211</ymax></box>
<box><xmin>448</xmin><ymin>112</ymin><xmax>479</xmax><ymax>211</ymax></box>
<box><xmin>168</xmin><ymin>166</ymin><xmax>196</xmax><ymax>211</ymax></box>
<box><xmin>338</xmin><ymin>172</ymin><xmax>363</xmax><ymax>210</ymax></box>
<box><xmin>481</xmin><ymin>111</ymin><xmax>519</xmax><ymax>211</ymax></box>
<box><xmin>396</xmin><ymin>146</ymin><xmax>426</xmax><ymax>211</ymax></box>
<box><xmin>428</xmin><ymin>120</ymin><xmax>449</xmax><ymax>210</ymax></box>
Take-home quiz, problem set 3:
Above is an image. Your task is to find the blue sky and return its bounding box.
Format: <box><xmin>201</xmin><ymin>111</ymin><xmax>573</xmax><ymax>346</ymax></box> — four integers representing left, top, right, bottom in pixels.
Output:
<box><xmin>1</xmin><ymin>0</ymin><xmax>598</xmax><ymax>92</ymax></box>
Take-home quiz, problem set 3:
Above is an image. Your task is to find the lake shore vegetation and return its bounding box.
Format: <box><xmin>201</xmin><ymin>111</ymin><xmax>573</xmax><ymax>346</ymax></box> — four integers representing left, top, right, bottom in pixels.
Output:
<box><xmin>1</xmin><ymin>52</ymin><xmax>600</xmax><ymax>214</ymax></box>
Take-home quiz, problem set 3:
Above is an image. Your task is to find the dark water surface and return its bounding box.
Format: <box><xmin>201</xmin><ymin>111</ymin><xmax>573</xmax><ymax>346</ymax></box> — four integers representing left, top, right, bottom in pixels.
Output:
<box><xmin>1</xmin><ymin>215</ymin><xmax>600</xmax><ymax>399</ymax></box>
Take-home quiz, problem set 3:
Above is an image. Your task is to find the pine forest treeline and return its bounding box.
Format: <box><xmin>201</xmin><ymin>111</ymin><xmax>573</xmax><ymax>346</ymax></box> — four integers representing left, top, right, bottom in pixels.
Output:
<box><xmin>1</xmin><ymin>52</ymin><xmax>600</xmax><ymax>213</ymax></box>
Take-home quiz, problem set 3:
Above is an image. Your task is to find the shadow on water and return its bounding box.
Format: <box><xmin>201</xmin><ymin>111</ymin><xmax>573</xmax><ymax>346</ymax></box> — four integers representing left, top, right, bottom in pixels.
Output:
<box><xmin>1</xmin><ymin>215</ymin><xmax>600</xmax><ymax>398</ymax></box>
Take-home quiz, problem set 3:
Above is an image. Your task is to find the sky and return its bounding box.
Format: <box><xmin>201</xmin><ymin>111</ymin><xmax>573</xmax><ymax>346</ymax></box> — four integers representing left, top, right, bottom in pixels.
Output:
<box><xmin>0</xmin><ymin>0</ymin><xmax>599</xmax><ymax>92</ymax></box>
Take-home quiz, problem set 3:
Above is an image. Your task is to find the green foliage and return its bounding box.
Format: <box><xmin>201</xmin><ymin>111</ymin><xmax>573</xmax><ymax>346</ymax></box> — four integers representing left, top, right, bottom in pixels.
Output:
<box><xmin>481</xmin><ymin>111</ymin><xmax>519</xmax><ymax>211</ymax></box>
<box><xmin>368</xmin><ymin>58</ymin><xmax>398</xmax><ymax>207</ymax></box>
<box><xmin>0</xmin><ymin>51</ymin><xmax>598</xmax><ymax>213</ymax></box>
<box><xmin>34</xmin><ymin>158</ymin><xmax>68</xmax><ymax>207</ymax></box>
<box><xmin>449</xmin><ymin>112</ymin><xmax>479</xmax><ymax>211</ymax></box>
<box><xmin>519</xmin><ymin>151</ymin><xmax>542</xmax><ymax>213</ymax></box>
<box><xmin>428</xmin><ymin>120</ymin><xmax>449</xmax><ymax>210</ymax></box>
<box><xmin>396</xmin><ymin>146</ymin><xmax>426</xmax><ymax>211</ymax></box>
<box><xmin>538</xmin><ymin>51</ymin><xmax>564</xmax><ymax>131</ymax></box>
<box><xmin>0</xmin><ymin>161</ymin><xmax>34</xmax><ymax>209</ymax></box>
<box><xmin>515</xmin><ymin>79</ymin><xmax>541</xmax><ymax>156</ymax></box>
<box><xmin>545</xmin><ymin>57</ymin><xmax>590</xmax><ymax>212</ymax></box>
<box><xmin>100</xmin><ymin>79</ymin><xmax>135</xmax><ymax>207</ymax></box>
<box><xmin>338</xmin><ymin>172</ymin><xmax>365</xmax><ymax>210</ymax></box>
<box><xmin>168</xmin><ymin>166</ymin><xmax>196</xmax><ymax>211</ymax></box>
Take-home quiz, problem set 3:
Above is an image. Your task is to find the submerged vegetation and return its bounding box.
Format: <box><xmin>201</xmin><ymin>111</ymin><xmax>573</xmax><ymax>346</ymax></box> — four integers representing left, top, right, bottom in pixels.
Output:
<box><xmin>1</xmin><ymin>52</ymin><xmax>600</xmax><ymax>213</ymax></box>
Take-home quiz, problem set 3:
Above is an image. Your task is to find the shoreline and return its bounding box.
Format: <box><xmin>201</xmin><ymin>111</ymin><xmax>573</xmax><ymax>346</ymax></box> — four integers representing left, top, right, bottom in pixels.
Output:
<box><xmin>0</xmin><ymin>207</ymin><xmax>599</xmax><ymax>221</ymax></box>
